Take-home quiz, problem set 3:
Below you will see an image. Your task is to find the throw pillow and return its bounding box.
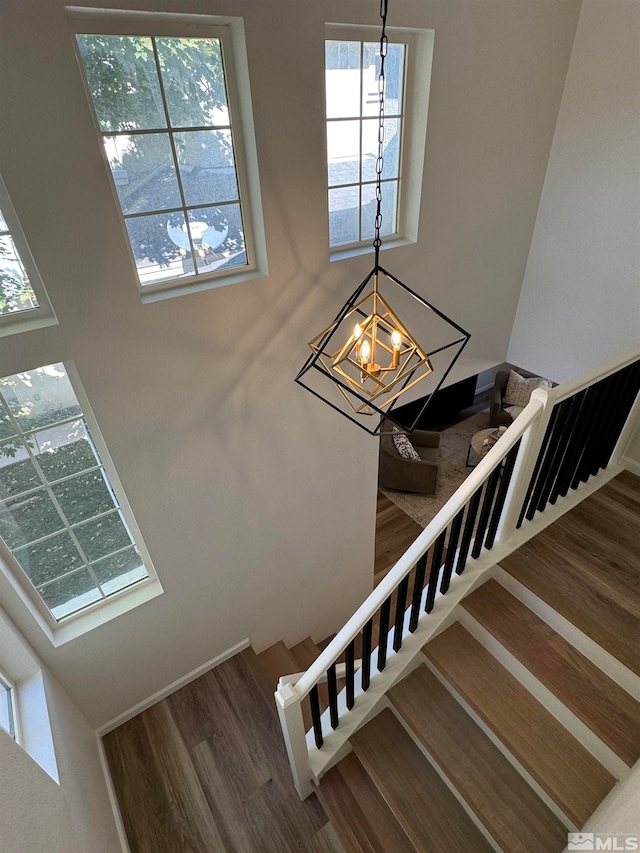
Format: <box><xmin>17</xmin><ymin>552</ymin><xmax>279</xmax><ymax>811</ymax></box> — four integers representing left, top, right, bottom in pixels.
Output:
<box><xmin>392</xmin><ymin>427</ymin><xmax>421</xmax><ymax>462</ymax></box>
<box><xmin>504</xmin><ymin>370</ymin><xmax>551</xmax><ymax>408</ymax></box>
<box><xmin>505</xmin><ymin>405</ymin><xmax>525</xmax><ymax>420</ymax></box>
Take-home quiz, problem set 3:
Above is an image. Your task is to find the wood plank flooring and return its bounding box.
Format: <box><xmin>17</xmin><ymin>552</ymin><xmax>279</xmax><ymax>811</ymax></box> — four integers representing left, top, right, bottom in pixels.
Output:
<box><xmin>501</xmin><ymin>471</ymin><xmax>640</xmax><ymax>676</ymax></box>
<box><xmin>374</xmin><ymin>492</ymin><xmax>422</xmax><ymax>585</ymax></box>
<box><xmin>462</xmin><ymin>579</ymin><xmax>640</xmax><ymax>766</ymax></box>
<box><xmin>103</xmin><ymin>648</ymin><xmax>329</xmax><ymax>852</ymax></box>
<box><xmin>389</xmin><ymin>665</ymin><xmax>568</xmax><ymax>853</ymax></box>
<box><xmin>424</xmin><ymin>623</ymin><xmax>616</xmax><ymax>827</ymax></box>
<box><xmin>351</xmin><ymin>708</ymin><xmax>495</xmax><ymax>853</ymax></box>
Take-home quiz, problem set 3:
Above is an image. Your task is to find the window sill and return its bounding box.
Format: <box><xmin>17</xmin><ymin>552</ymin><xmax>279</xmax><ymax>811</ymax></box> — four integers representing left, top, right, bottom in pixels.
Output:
<box><xmin>139</xmin><ymin>262</ymin><xmax>268</xmax><ymax>304</ymax></box>
<box><xmin>329</xmin><ymin>235</ymin><xmax>416</xmax><ymax>263</ymax></box>
<box><xmin>50</xmin><ymin>576</ymin><xmax>164</xmax><ymax>646</ymax></box>
<box><xmin>0</xmin><ymin>311</ymin><xmax>57</xmax><ymax>338</ymax></box>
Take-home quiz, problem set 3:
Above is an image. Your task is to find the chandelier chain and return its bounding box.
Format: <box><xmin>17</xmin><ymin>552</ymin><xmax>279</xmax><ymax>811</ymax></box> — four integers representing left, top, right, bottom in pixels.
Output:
<box><xmin>373</xmin><ymin>0</ymin><xmax>389</xmax><ymax>265</ymax></box>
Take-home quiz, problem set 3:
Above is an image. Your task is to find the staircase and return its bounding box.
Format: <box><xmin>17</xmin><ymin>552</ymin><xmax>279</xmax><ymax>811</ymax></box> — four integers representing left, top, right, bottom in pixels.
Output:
<box><xmin>261</xmin><ymin>472</ymin><xmax>640</xmax><ymax>853</ymax></box>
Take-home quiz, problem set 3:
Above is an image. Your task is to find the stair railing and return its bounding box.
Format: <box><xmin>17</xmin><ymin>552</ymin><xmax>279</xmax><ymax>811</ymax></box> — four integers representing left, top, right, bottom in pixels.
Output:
<box><xmin>276</xmin><ymin>347</ymin><xmax>640</xmax><ymax>799</ymax></box>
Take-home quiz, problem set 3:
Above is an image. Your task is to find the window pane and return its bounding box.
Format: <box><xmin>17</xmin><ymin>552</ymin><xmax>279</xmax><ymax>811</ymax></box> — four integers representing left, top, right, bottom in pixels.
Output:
<box><xmin>38</xmin><ymin>569</ymin><xmax>102</xmax><ymax>620</ymax></box>
<box><xmin>188</xmin><ymin>205</ymin><xmax>246</xmax><ymax>274</ymax></box>
<box><xmin>362</xmin><ymin>118</ymin><xmax>401</xmax><ymax>183</ymax></box>
<box><xmin>362</xmin><ymin>42</ymin><xmax>405</xmax><ymax>117</ymax></box>
<box><xmin>1</xmin><ymin>363</ymin><xmax>81</xmax><ymax>432</ymax></box>
<box><xmin>0</xmin><ymin>407</ymin><xmax>16</xmax><ymax>441</ymax></box>
<box><xmin>156</xmin><ymin>37</ymin><xmax>229</xmax><ymax>128</ymax></box>
<box><xmin>0</xmin><ymin>209</ymin><xmax>8</xmax><ymax>231</ymax></box>
<box><xmin>326</xmin><ymin>41</ymin><xmax>361</xmax><ymax>118</ymax></box>
<box><xmin>0</xmin><ymin>363</ymin><xmax>149</xmax><ymax>621</ymax></box>
<box><xmin>0</xmin><ymin>490</ymin><xmax>64</xmax><ymax>550</ymax></box>
<box><xmin>329</xmin><ymin>186</ymin><xmax>360</xmax><ymax>246</ymax></box>
<box><xmin>0</xmin><ymin>440</ymin><xmax>41</xmax><ymax>497</ymax></box>
<box><xmin>76</xmin><ymin>36</ymin><xmax>166</xmax><ymax>132</ymax></box>
<box><xmin>0</xmin><ymin>235</ymin><xmax>39</xmax><ymax>316</ymax></box>
<box><xmin>74</xmin><ymin>511</ymin><xmax>133</xmax><ymax>562</ymax></box>
<box><xmin>91</xmin><ymin>546</ymin><xmax>146</xmax><ymax>593</ymax></box>
<box><xmin>327</xmin><ymin>121</ymin><xmax>360</xmax><ymax>187</ymax></box>
<box><xmin>15</xmin><ymin>531</ymin><xmax>84</xmax><ymax>587</ymax></box>
<box><xmin>361</xmin><ymin>180</ymin><xmax>398</xmax><ymax>240</ymax></box>
<box><xmin>0</xmin><ymin>679</ymin><xmax>13</xmax><ymax>738</ymax></box>
<box><xmin>32</xmin><ymin>421</ymin><xmax>99</xmax><ymax>482</ymax></box>
<box><xmin>104</xmin><ymin>134</ymin><xmax>181</xmax><ymax>215</ymax></box>
<box><xmin>177</xmin><ymin>130</ymin><xmax>239</xmax><ymax>206</ymax></box>
<box><xmin>52</xmin><ymin>470</ymin><xmax>115</xmax><ymax>526</ymax></box>
<box><xmin>126</xmin><ymin>211</ymin><xmax>194</xmax><ymax>286</ymax></box>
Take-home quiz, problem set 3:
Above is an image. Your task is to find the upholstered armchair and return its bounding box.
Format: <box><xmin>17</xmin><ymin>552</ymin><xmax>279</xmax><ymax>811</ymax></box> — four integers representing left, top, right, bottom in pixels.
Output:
<box><xmin>378</xmin><ymin>422</ymin><xmax>441</xmax><ymax>495</ymax></box>
<box><xmin>490</xmin><ymin>369</ymin><xmax>552</xmax><ymax>428</ymax></box>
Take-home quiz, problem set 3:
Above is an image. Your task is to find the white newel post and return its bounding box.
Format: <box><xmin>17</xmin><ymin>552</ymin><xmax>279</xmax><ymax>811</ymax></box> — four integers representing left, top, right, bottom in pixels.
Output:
<box><xmin>495</xmin><ymin>388</ymin><xmax>555</xmax><ymax>543</ymax></box>
<box><xmin>274</xmin><ymin>683</ymin><xmax>314</xmax><ymax>800</ymax></box>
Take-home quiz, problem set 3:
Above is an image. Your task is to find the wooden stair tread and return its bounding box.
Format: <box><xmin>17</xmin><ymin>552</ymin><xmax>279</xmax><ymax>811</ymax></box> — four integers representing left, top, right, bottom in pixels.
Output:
<box><xmin>424</xmin><ymin>623</ymin><xmax>616</xmax><ymax>826</ymax></box>
<box><xmin>463</xmin><ymin>579</ymin><xmax>640</xmax><ymax>766</ymax></box>
<box><xmin>501</xmin><ymin>472</ymin><xmax>640</xmax><ymax>676</ymax></box>
<box><xmin>258</xmin><ymin>641</ymin><xmax>313</xmax><ymax>731</ymax></box>
<box><xmin>351</xmin><ymin>708</ymin><xmax>494</xmax><ymax>853</ymax></box>
<box><xmin>316</xmin><ymin>752</ymin><xmax>415</xmax><ymax>853</ymax></box>
<box><xmin>389</xmin><ymin>664</ymin><xmax>568</xmax><ymax>853</ymax></box>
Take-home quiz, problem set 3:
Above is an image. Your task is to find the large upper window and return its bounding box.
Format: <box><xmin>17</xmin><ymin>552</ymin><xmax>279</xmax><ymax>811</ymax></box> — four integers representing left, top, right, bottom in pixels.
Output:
<box><xmin>73</xmin><ymin>16</ymin><xmax>265</xmax><ymax>298</ymax></box>
<box><xmin>0</xmin><ymin>175</ymin><xmax>56</xmax><ymax>335</ymax></box>
<box><xmin>0</xmin><ymin>363</ymin><xmax>152</xmax><ymax>622</ymax></box>
<box><xmin>325</xmin><ymin>26</ymin><xmax>434</xmax><ymax>259</ymax></box>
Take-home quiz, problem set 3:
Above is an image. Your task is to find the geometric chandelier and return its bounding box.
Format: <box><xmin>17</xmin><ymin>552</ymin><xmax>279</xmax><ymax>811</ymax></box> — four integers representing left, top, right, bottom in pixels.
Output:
<box><xmin>295</xmin><ymin>0</ymin><xmax>470</xmax><ymax>435</ymax></box>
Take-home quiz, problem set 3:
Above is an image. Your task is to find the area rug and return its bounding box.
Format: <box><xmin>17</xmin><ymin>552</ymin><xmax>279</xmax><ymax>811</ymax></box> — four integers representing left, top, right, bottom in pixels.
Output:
<box><xmin>381</xmin><ymin>410</ymin><xmax>490</xmax><ymax>528</ymax></box>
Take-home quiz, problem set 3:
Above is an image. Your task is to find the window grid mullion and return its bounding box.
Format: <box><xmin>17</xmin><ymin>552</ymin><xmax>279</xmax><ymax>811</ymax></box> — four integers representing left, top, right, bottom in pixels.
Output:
<box><xmin>34</xmin><ymin>542</ymin><xmax>137</xmax><ymax>592</ymax></box>
<box><xmin>0</xmin><ymin>463</ymin><xmax>105</xmax><ymax>502</ymax></box>
<box><xmin>0</xmin><ymin>390</ymin><xmax>110</xmax><ymax>601</ymax></box>
<box><xmin>104</xmin><ymin>123</ymin><xmax>232</xmax><ymax>137</ymax></box>
<box><xmin>149</xmin><ymin>37</ymin><xmax>200</xmax><ymax>272</ymax></box>
<box><xmin>358</xmin><ymin>41</ymin><xmax>364</xmax><ymax>243</ymax></box>
<box><xmin>13</xmin><ymin>425</ymin><xmax>110</xmax><ymax>601</ymax></box>
<box><xmin>121</xmin><ymin>197</ymin><xmax>241</xmax><ymax>222</ymax></box>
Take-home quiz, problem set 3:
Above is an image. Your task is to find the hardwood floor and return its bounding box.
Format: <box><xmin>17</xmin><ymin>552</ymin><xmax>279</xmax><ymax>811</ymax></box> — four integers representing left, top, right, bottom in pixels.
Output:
<box><xmin>501</xmin><ymin>470</ymin><xmax>640</xmax><ymax>675</ymax></box>
<box><xmin>374</xmin><ymin>492</ymin><xmax>422</xmax><ymax>585</ymax></box>
<box><xmin>103</xmin><ymin>648</ymin><xmax>329</xmax><ymax>852</ymax></box>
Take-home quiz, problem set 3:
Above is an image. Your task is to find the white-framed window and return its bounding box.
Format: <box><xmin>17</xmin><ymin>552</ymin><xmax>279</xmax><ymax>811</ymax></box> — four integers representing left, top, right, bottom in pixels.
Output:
<box><xmin>325</xmin><ymin>25</ymin><xmax>434</xmax><ymax>260</ymax></box>
<box><xmin>0</xmin><ymin>667</ymin><xmax>16</xmax><ymax>740</ymax></box>
<box><xmin>70</xmin><ymin>12</ymin><xmax>266</xmax><ymax>301</ymax></box>
<box><xmin>0</xmin><ymin>361</ymin><xmax>158</xmax><ymax>628</ymax></box>
<box><xmin>0</xmin><ymin>175</ymin><xmax>57</xmax><ymax>336</ymax></box>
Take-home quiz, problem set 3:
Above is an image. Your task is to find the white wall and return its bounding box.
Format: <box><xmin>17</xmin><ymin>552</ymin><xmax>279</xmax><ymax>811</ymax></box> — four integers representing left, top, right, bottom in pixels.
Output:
<box><xmin>508</xmin><ymin>0</ymin><xmax>640</xmax><ymax>383</ymax></box>
<box><xmin>0</xmin><ymin>608</ymin><xmax>120</xmax><ymax>853</ymax></box>
<box><xmin>0</xmin><ymin>0</ymin><xmax>580</xmax><ymax>728</ymax></box>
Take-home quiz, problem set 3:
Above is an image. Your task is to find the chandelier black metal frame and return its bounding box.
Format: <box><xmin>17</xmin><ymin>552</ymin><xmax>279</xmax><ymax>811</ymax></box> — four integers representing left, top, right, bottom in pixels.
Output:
<box><xmin>295</xmin><ymin>0</ymin><xmax>470</xmax><ymax>436</ymax></box>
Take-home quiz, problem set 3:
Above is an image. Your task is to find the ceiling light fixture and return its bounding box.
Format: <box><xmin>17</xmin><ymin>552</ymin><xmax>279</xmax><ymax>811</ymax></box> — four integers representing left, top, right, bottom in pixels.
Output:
<box><xmin>296</xmin><ymin>0</ymin><xmax>470</xmax><ymax>435</ymax></box>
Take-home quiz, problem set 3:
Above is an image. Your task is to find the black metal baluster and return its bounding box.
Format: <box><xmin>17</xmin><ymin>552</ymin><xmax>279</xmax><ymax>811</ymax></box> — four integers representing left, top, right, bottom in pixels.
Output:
<box><xmin>361</xmin><ymin>618</ymin><xmax>373</xmax><ymax>691</ymax></box>
<box><xmin>424</xmin><ymin>529</ymin><xmax>446</xmax><ymax>613</ymax></box>
<box><xmin>440</xmin><ymin>509</ymin><xmax>464</xmax><ymax>594</ymax></box>
<box><xmin>575</xmin><ymin>370</ymin><xmax>624</xmax><ymax>484</ymax></box>
<box><xmin>595</xmin><ymin>363</ymin><xmax>640</xmax><ymax>473</ymax></box>
<box><xmin>530</xmin><ymin>394</ymin><xmax>579</xmax><ymax>513</ymax></box>
<box><xmin>377</xmin><ymin>596</ymin><xmax>392</xmax><ymax>671</ymax></box>
<box><xmin>456</xmin><ymin>489</ymin><xmax>483</xmax><ymax>575</ymax></box>
<box><xmin>559</xmin><ymin>379</ymin><xmax>607</xmax><ymax>494</ymax></box>
<box><xmin>345</xmin><ymin>639</ymin><xmax>355</xmax><ymax>710</ymax></box>
<box><xmin>409</xmin><ymin>552</ymin><xmax>428</xmax><ymax>632</ymax></box>
<box><xmin>549</xmin><ymin>390</ymin><xmax>589</xmax><ymax>505</ymax></box>
<box><xmin>517</xmin><ymin>407</ymin><xmax>559</xmax><ymax>527</ymax></box>
<box><xmin>327</xmin><ymin>664</ymin><xmax>339</xmax><ymax>730</ymax></box>
<box><xmin>485</xmin><ymin>442</ymin><xmax>520</xmax><ymax>550</ymax></box>
<box><xmin>309</xmin><ymin>686</ymin><xmax>323</xmax><ymax>748</ymax></box>
<box><xmin>472</xmin><ymin>467</ymin><xmax>501</xmax><ymax>558</ymax></box>
<box><xmin>393</xmin><ymin>574</ymin><xmax>410</xmax><ymax>651</ymax></box>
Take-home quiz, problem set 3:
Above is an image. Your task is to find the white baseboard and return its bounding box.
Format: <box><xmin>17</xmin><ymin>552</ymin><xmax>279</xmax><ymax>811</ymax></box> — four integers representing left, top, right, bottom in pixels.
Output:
<box><xmin>621</xmin><ymin>456</ymin><xmax>640</xmax><ymax>477</ymax></box>
<box><xmin>97</xmin><ymin>638</ymin><xmax>250</xmax><ymax>736</ymax></box>
<box><xmin>96</xmin><ymin>732</ymin><xmax>131</xmax><ymax>853</ymax></box>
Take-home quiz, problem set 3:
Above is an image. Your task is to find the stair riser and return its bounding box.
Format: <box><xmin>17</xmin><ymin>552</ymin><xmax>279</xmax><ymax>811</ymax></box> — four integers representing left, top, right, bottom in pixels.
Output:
<box><xmin>456</xmin><ymin>610</ymin><xmax>630</xmax><ymax>780</ymax></box>
<box><xmin>418</xmin><ymin>653</ymin><xmax>578</xmax><ymax>832</ymax></box>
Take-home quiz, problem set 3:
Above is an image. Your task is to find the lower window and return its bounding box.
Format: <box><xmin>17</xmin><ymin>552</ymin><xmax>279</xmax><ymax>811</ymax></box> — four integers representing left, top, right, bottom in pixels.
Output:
<box><xmin>0</xmin><ymin>670</ymin><xmax>15</xmax><ymax>738</ymax></box>
<box><xmin>0</xmin><ymin>362</ymin><xmax>150</xmax><ymax>622</ymax></box>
